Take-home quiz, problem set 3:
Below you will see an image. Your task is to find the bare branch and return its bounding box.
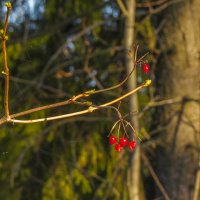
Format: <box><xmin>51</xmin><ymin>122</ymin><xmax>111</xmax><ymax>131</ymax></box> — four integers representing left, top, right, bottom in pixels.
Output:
<box><xmin>1</xmin><ymin>82</ymin><xmax>150</xmax><ymax>125</ymax></box>
<box><xmin>137</xmin><ymin>0</ymin><xmax>169</xmax><ymax>8</ymax></box>
<box><xmin>1</xmin><ymin>5</ymin><xmax>11</xmax><ymax>119</ymax></box>
<box><xmin>141</xmin><ymin>153</ymin><xmax>171</xmax><ymax>200</ymax></box>
<box><xmin>0</xmin><ymin>3</ymin><xmax>152</xmax><ymax>129</ymax></box>
<box><xmin>116</xmin><ymin>0</ymin><xmax>128</xmax><ymax>16</ymax></box>
<box><xmin>9</xmin><ymin>93</ymin><xmax>89</xmax><ymax>119</ymax></box>
<box><xmin>93</xmin><ymin>51</ymin><xmax>149</xmax><ymax>94</ymax></box>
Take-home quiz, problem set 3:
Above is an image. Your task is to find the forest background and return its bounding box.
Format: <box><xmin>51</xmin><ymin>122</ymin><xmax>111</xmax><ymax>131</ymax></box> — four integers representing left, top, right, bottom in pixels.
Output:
<box><xmin>0</xmin><ymin>0</ymin><xmax>199</xmax><ymax>200</ymax></box>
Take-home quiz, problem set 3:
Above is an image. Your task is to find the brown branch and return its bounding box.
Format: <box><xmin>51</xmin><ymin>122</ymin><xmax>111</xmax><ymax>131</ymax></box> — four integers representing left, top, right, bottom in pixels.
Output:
<box><xmin>0</xmin><ymin>81</ymin><xmax>150</xmax><ymax>125</ymax></box>
<box><xmin>116</xmin><ymin>0</ymin><xmax>128</xmax><ymax>16</ymax></box>
<box><xmin>48</xmin><ymin>45</ymin><xmax>123</xmax><ymax>76</ymax></box>
<box><xmin>38</xmin><ymin>21</ymin><xmax>105</xmax><ymax>85</ymax></box>
<box><xmin>141</xmin><ymin>153</ymin><xmax>171</xmax><ymax>200</ymax></box>
<box><xmin>0</xmin><ymin>47</ymin><xmax>150</xmax><ymax>125</ymax></box>
<box><xmin>136</xmin><ymin>0</ymin><xmax>169</xmax><ymax>8</ymax></box>
<box><xmin>138</xmin><ymin>96</ymin><xmax>200</xmax><ymax>119</ymax></box>
<box><xmin>3</xmin><ymin>5</ymin><xmax>11</xmax><ymax>34</ymax></box>
<box><xmin>82</xmin><ymin>18</ymin><xmax>104</xmax><ymax>90</ymax></box>
<box><xmin>2</xmin><ymin>41</ymin><xmax>9</xmax><ymax>117</ymax></box>
<box><xmin>93</xmin><ymin>49</ymin><xmax>148</xmax><ymax>95</ymax></box>
<box><xmin>149</xmin><ymin>0</ymin><xmax>182</xmax><ymax>15</ymax></box>
<box><xmin>138</xmin><ymin>97</ymin><xmax>183</xmax><ymax>118</ymax></box>
<box><xmin>137</xmin><ymin>0</ymin><xmax>183</xmax><ymax>23</ymax></box>
<box><xmin>8</xmin><ymin>75</ymin><xmax>68</xmax><ymax>98</ymax></box>
<box><xmin>1</xmin><ymin>5</ymin><xmax>11</xmax><ymax>119</ymax></box>
<box><xmin>9</xmin><ymin>93</ymin><xmax>89</xmax><ymax>119</ymax></box>
<box><xmin>6</xmin><ymin>49</ymin><xmax>146</xmax><ymax>119</ymax></box>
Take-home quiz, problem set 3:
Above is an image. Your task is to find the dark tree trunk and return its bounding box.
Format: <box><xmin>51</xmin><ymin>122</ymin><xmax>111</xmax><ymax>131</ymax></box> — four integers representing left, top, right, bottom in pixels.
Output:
<box><xmin>154</xmin><ymin>0</ymin><xmax>200</xmax><ymax>199</ymax></box>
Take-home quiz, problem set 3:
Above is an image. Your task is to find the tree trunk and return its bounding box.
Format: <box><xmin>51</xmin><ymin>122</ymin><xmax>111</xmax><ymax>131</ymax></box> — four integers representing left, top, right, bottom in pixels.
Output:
<box><xmin>123</xmin><ymin>1</ymin><xmax>144</xmax><ymax>200</ymax></box>
<box><xmin>154</xmin><ymin>0</ymin><xmax>200</xmax><ymax>199</ymax></box>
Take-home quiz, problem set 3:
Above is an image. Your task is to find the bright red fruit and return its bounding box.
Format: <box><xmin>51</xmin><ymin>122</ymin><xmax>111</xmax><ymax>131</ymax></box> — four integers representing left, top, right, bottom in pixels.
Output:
<box><xmin>142</xmin><ymin>63</ymin><xmax>150</xmax><ymax>73</ymax></box>
<box><xmin>115</xmin><ymin>143</ymin><xmax>122</xmax><ymax>152</ymax></box>
<box><xmin>128</xmin><ymin>141</ymin><xmax>136</xmax><ymax>150</ymax></box>
<box><xmin>119</xmin><ymin>137</ymin><xmax>128</xmax><ymax>147</ymax></box>
<box><xmin>109</xmin><ymin>135</ymin><xmax>117</xmax><ymax>145</ymax></box>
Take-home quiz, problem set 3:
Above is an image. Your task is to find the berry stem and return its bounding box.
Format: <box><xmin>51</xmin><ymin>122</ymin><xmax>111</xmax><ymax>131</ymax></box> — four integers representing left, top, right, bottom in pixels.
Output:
<box><xmin>117</xmin><ymin>122</ymin><xmax>121</xmax><ymax>140</ymax></box>
<box><xmin>124</xmin><ymin>120</ymin><xmax>141</xmax><ymax>141</ymax></box>
<box><xmin>108</xmin><ymin>120</ymin><xmax>121</xmax><ymax>137</ymax></box>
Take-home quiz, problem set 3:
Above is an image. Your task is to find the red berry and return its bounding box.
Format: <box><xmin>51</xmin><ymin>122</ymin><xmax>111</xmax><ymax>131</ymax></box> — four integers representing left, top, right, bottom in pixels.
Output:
<box><xmin>142</xmin><ymin>63</ymin><xmax>150</xmax><ymax>73</ymax></box>
<box><xmin>109</xmin><ymin>135</ymin><xmax>117</xmax><ymax>145</ymax></box>
<box><xmin>119</xmin><ymin>137</ymin><xmax>128</xmax><ymax>147</ymax></box>
<box><xmin>128</xmin><ymin>141</ymin><xmax>136</xmax><ymax>150</ymax></box>
<box><xmin>115</xmin><ymin>143</ymin><xmax>122</xmax><ymax>152</ymax></box>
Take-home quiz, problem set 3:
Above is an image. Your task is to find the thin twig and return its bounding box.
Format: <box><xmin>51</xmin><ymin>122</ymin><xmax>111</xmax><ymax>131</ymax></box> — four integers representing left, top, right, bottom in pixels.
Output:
<box><xmin>9</xmin><ymin>93</ymin><xmax>89</xmax><ymax>119</ymax></box>
<box><xmin>1</xmin><ymin>83</ymin><xmax>148</xmax><ymax>125</ymax></box>
<box><xmin>1</xmin><ymin>6</ymin><xmax>11</xmax><ymax>118</ymax></box>
<box><xmin>7</xmin><ymin>49</ymin><xmax>143</xmax><ymax>119</ymax></box>
<box><xmin>138</xmin><ymin>97</ymin><xmax>183</xmax><ymax>118</ymax></box>
<box><xmin>123</xmin><ymin>120</ymin><xmax>141</xmax><ymax>141</ymax></box>
<box><xmin>8</xmin><ymin>47</ymin><xmax>145</xmax><ymax>119</ymax></box>
<box><xmin>0</xmin><ymin>49</ymin><xmax>150</xmax><ymax>125</ymax></box>
<box><xmin>141</xmin><ymin>153</ymin><xmax>171</xmax><ymax>200</ymax></box>
<box><xmin>137</xmin><ymin>0</ymin><xmax>168</xmax><ymax>8</ymax></box>
<box><xmin>108</xmin><ymin>120</ymin><xmax>121</xmax><ymax>136</ymax></box>
<box><xmin>39</xmin><ymin>21</ymin><xmax>105</xmax><ymax>85</ymax></box>
<box><xmin>93</xmin><ymin>50</ymin><xmax>148</xmax><ymax>95</ymax></box>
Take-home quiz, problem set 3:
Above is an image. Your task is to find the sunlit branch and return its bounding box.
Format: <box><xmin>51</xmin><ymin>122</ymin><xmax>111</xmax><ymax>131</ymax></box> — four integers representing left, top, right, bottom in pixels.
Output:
<box><xmin>116</xmin><ymin>0</ymin><xmax>128</xmax><ymax>16</ymax></box>
<box><xmin>9</xmin><ymin>93</ymin><xmax>89</xmax><ymax>119</ymax></box>
<box><xmin>1</xmin><ymin>4</ymin><xmax>11</xmax><ymax>119</ymax></box>
<box><xmin>3</xmin><ymin>47</ymin><xmax>148</xmax><ymax>121</ymax></box>
<box><xmin>3</xmin><ymin>82</ymin><xmax>150</xmax><ymax>125</ymax></box>
<box><xmin>0</xmin><ymin>2</ymin><xmax>152</xmax><ymax>128</ymax></box>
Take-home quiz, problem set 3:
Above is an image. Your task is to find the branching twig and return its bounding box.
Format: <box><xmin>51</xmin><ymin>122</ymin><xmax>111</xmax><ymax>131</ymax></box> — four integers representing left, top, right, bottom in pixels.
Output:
<box><xmin>0</xmin><ymin>3</ymin><xmax>152</xmax><ymax>127</ymax></box>
<box><xmin>93</xmin><ymin>50</ymin><xmax>149</xmax><ymax>94</ymax></box>
<box><xmin>9</xmin><ymin>93</ymin><xmax>89</xmax><ymax>119</ymax></box>
<box><xmin>0</xmin><ymin>81</ymin><xmax>151</xmax><ymax>125</ymax></box>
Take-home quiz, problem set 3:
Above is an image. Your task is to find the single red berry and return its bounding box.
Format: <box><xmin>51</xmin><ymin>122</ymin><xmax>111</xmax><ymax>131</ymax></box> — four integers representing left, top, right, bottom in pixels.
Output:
<box><xmin>109</xmin><ymin>135</ymin><xmax>117</xmax><ymax>145</ymax></box>
<box><xmin>115</xmin><ymin>143</ymin><xmax>123</xmax><ymax>152</ymax></box>
<box><xmin>142</xmin><ymin>63</ymin><xmax>150</xmax><ymax>73</ymax></box>
<box><xmin>119</xmin><ymin>137</ymin><xmax>128</xmax><ymax>147</ymax></box>
<box><xmin>128</xmin><ymin>141</ymin><xmax>136</xmax><ymax>150</ymax></box>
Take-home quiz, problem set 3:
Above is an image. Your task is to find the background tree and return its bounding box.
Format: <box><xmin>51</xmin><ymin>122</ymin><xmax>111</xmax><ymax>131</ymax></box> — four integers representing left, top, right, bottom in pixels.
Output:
<box><xmin>154</xmin><ymin>0</ymin><xmax>200</xmax><ymax>199</ymax></box>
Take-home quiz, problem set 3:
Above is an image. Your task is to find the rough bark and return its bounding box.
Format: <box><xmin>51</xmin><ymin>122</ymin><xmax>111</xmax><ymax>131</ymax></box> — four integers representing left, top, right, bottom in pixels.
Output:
<box><xmin>154</xmin><ymin>0</ymin><xmax>200</xmax><ymax>199</ymax></box>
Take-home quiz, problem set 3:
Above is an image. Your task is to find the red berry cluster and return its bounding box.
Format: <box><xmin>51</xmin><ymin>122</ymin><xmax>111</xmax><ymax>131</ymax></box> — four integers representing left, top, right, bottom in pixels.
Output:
<box><xmin>109</xmin><ymin>135</ymin><xmax>136</xmax><ymax>152</ymax></box>
<box><xmin>142</xmin><ymin>63</ymin><xmax>150</xmax><ymax>73</ymax></box>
